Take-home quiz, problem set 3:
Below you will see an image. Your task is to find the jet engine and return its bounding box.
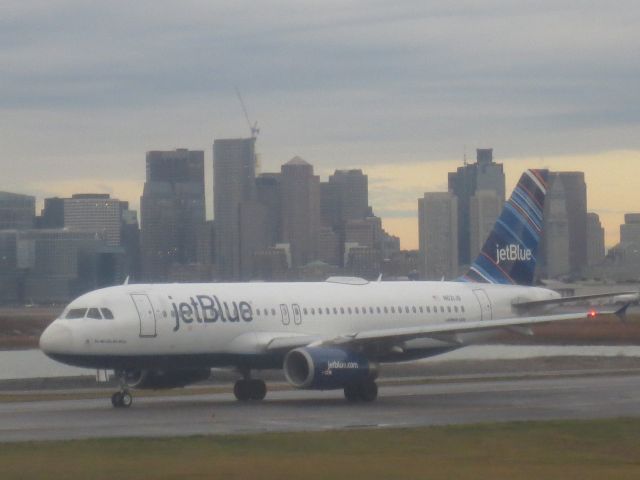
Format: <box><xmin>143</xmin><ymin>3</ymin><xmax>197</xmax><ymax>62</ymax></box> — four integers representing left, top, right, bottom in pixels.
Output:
<box><xmin>283</xmin><ymin>347</ymin><xmax>377</xmax><ymax>390</ymax></box>
<box><xmin>119</xmin><ymin>368</ymin><xmax>211</xmax><ymax>389</ymax></box>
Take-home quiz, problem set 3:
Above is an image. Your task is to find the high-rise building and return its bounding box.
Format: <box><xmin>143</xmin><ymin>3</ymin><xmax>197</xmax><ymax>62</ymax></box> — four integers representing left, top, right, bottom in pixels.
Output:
<box><xmin>344</xmin><ymin>217</ymin><xmax>382</xmax><ymax>250</ymax></box>
<box><xmin>620</xmin><ymin>213</ymin><xmax>640</xmax><ymax>245</ymax></box>
<box><xmin>317</xmin><ymin>227</ymin><xmax>341</xmax><ymax>266</ymax></box>
<box><xmin>586</xmin><ymin>212</ymin><xmax>605</xmax><ymax>267</ymax></box>
<box><xmin>539</xmin><ymin>172</ymin><xmax>587</xmax><ymax>276</ymax></box>
<box><xmin>0</xmin><ymin>192</ymin><xmax>35</xmax><ymax>230</ymax></box>
<box><xmin>41</xmin><ymin>194</ymin><xmax>122</xmax><ymax>246</ymax></box>
<box><xmin>239</xmin><ymin>201</ymin><xmax>269</xmax><ymax>280</ymax></box>
<box><xmin>469</xmin><ymin>190</ymin><xmax>504</xmax><ymax>261</ymax></box>
<box><xmin>141</xmin><ymin>149</ymin><xmax>205</xmax><ymax>281</ymax></box>
<box><xmin>448</xmin><ymin>148</ymin><xmax>505</xmax><ymax>266</ymax></box>
<box><xmin>280</xmin><ymin>157</ymin><xmax>321</xmax><ymax>268</ymax></box>
<box><xmin>120</xmin><ymin>203</ymin><xmax>141</xmax><ymax>280</ymax></box>
<box><xmin>541</xmin><ymin>175</ymin><xmax>570</xmax><ymax>278</ymax></box>
<box><xmin>213</xmin><ymin>138</ymin><xmax>256</xmax><ymax>280</ymax></box>
<box><xmin>255</xmin><ymin>173</ymin><xmax>282</xmax><ymax>247</ymax></box>
<box><xmin>418</xmin><ymin>192</ymin><xmax>458</xmax><ymax>280</ymax></box>
<box><xmin>618</xmin><ymin>213</ymin><xmax>640</xmax><ymax>266</ymax></box>
<box><xmin>0</xmin><ymin>228</ymin><xmax>120</xmax><ymax>304</ymax></box>
<box><xmin>326</xmin><ymin>169</ymin><xmax>368</xmax><ymax>226</ymax></box>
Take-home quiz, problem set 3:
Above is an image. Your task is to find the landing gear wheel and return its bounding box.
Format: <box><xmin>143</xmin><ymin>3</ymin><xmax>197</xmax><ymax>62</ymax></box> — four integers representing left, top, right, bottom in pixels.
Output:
<box><xmin>249</xmin><ymin>379</ymin><xmax>267</xmax><ymax>401</ymax></box>
<box><xmin>111</xmin><ymin>390</ymin><xmax>132</xmax><ymax>408</ymax></box>
<box><xmin>111</xmin><ymin>392</ymin><xmax>122</xmax><ymax>407</ymax></box>
<box><xmin>234</xmin><ymin>380</ymin><xmax>251</xmax><ymax>401</ymax></box>
<box><xmin>344</xmin><ymin>383</ymin><xmax>360</xmax><ymax>402</ymax></box>
<box><xmin>120</xmin><ymin>391</ymin><xmax>133</xmax><ymax>408</ymax></box>
<box><xmin>359</xmin><ymin>380</ymin><xmax>378</xmax><ymax>402</ymax></box>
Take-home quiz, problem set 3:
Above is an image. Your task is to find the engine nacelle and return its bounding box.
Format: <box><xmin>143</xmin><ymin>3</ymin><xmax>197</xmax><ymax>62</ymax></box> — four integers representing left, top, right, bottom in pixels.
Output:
<box><xmin>120</xmin><ymin>368</ymin><xmax>211</xmax><ymax>390</ymax></box>
<box><xmin>283</xmin><ymin>347</ymin><xmax>378</xmax><ymax>390</ymax></box>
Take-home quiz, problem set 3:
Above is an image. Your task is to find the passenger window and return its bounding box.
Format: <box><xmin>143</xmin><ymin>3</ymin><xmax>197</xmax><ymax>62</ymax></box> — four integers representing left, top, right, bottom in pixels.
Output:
<box><xmin>454</xmin><ymin>306</ymin><xmax>459</xmax><ymax>313</ymax></box>
<box><xmin>333</xmin><ymin>307</ymin><xmax>338</xmax><ymax>314</ymax></box>
<box><xmin>303</xmin><ymin>308</ymin><xmax>307</xmax><ymax>315</ymax></box>
<box><xmin>271</xmin><ymin>308</ymin><xmax>276</xmax><ymax>315</ymax></box>
<box><xmin>66</xmin><ymin>308</ymin><xmax>87</xmax><ymax>319</ymax></box>
<box><xmin>311</xmin><ymin>308</ymin><xmax>315</xmax><ymax>315</ymax></box>
<box><xmin>447</xmin><ymin>306</ymin><xmax>451</xmax><ymax>313</ymax></box>
<box><xmin>318</xmin><ymin>308</ymin><xmax>323</xmax><ymax>315</ymax></box>
<box><xmin>391</xmin><ymin>307</ymin><xmax>395</xmax><ymax>313</ymax></box>
<box><xmin>412</xmin><ymin>306</ymin><xmax>417</xmax><ymax>313</ymax></box>
<box><xmin>100</xmin><ymin>308</ymin><xmax>114</xmax><ymax>319</ymax></box>
<box><xmin>419</xmin><ymin>306</ymin><xmax>423</xmax><ymax>313</ymax></box>
<box><xmin>405</xmin><ymin>306</ymin><xmax>410</xmax><ymax>313</ymax></box>
<box><xmin>461</xmin><ymin>306</ymin><xmax>465</xmax><ymax>312</ymax></box>
<box><xmin>426</xmin><ymin>306</ymin><xmax>430</xmax><ymax>313</ymax></box>
<box><xmin>325</xmin><ymin>308</ymin><xmax>330</xmax><ymax>314</ymax></box>
<box><xmin>384</xmin><ymin>307</ymin><xmax>388</xmax><ymax>314</ymax></box>
<box><xmin>87</xmin><ymin>308</ymin><xmax>102</xmax><ymax>319</ymax></box>
<box><xmin>348</xmin><ymin>307</ymin><xmax>352</xmax><ymax>314</ymax></box>
<box><xmin>440</xmin><ymin>306</ymin><xmax>445</xmax><ymax>313</ymax></box>
<box><xmin>377</xmin><ymin>307</ymin><xmax>381</xmax><ymax>314</ymax></box>
<box><xmin>340</xmin><ymin>307</ymin><xmax>345</xmax><ymax>314</ymax></box>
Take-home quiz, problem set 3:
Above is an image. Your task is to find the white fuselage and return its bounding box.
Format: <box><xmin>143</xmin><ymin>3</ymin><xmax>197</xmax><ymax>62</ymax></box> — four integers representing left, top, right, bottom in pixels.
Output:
<box><xmin>40</xmin><ymin>278</ymin><xmax>559</xmax><ymax>370</ymax></box>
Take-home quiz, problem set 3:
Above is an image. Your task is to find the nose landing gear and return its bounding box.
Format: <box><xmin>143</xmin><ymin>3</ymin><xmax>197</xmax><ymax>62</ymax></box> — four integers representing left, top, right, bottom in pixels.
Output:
<box><xmin>111</xmin><ymin>371</ymin><xmax>133</xmax><ymax>408</ymax></box>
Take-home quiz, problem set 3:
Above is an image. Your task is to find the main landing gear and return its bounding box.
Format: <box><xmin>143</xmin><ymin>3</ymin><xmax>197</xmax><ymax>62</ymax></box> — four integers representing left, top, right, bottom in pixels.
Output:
<box><xmin>344</xmin><ymin>379</ymin><xmax>378</xmax><ymax>402</ymax></box>
<box><xmin>233</xmin><ymin>370</ymin><xmax>267</xmax><ymax>401</ymax></box>
<box><xmin>111</xmin><ymin>372</ymin><xmax>133</xmax><ymax>408</ymax></box>
<box><xmin>111</xmin><ymin>390</ymin><xmax>133</xmax><ymax>408</ymax></box>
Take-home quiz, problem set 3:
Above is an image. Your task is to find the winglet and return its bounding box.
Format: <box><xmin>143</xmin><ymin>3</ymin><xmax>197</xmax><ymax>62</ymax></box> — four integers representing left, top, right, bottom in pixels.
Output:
<box><xmin>376</xmin><ymin>274</ymin><xmax>382</xmax><ymax>282</ymax></box>
<box><xmin>123</xmin><ymin>276</ymin><xmax>130</xmax><ymax>285</ymax></box>
<box><xmin>615</xmin><ymin>303</ymin><xmax>631</xmax><ymax>322</ymax></box>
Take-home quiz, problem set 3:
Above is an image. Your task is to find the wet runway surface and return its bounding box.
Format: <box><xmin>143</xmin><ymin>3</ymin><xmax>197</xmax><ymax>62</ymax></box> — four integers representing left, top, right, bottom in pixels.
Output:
<box><xmin>2</xmin><ymin>371</ymin><xmax>640</xmax><ymax>442</ymax></box>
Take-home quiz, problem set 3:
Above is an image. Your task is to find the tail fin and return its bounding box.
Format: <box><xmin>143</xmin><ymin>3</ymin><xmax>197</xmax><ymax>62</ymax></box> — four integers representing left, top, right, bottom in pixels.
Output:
<box><xmin>462</xmin><ymin>169</ymin><xmax>549</xmax><ymax>286</ymax></box>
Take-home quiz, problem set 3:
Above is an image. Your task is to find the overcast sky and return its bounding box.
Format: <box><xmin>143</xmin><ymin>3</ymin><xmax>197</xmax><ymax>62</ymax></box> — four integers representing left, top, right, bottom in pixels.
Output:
<box><xmin>1</xmin><ymin>1</ymin><xmax>639</xmax><ymax>248</ymax></box>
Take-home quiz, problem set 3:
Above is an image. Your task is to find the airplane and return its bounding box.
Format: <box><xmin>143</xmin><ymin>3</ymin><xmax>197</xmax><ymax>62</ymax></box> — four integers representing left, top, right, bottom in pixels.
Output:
<box><xmin>39</xmin><ymin>169</ymin><xmax>634</xmax><ymax>407</ymax></box>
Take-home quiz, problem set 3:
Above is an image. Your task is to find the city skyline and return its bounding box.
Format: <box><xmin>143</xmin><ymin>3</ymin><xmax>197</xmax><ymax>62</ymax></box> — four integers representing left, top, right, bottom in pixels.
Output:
<box><xmin>5</xmin><ymin>149</ymin><xmax>636</xmax><ymax>250</ymax></box>
<box><xmin>2</xmin><ymin>2</ymin><xmax>638</xmax><ymax>250</ymax></box>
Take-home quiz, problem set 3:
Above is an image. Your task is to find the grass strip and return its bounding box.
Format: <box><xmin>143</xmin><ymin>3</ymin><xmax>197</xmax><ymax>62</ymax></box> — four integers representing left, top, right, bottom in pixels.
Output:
<box><xmin>2</xmin><ymin>418</ymin><xmax>640</xmax><ymax>479</ymax></box>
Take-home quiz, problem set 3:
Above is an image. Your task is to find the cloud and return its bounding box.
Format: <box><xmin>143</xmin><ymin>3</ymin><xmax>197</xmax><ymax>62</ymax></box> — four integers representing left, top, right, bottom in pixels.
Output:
<box><xmin>1</xmin><ymin>1</ymin><xmax>639</xmax><ymax>248</ymax></box>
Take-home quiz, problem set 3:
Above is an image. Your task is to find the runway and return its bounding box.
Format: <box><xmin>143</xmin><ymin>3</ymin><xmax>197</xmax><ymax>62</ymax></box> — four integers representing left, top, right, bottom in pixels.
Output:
<box><xmin>2</xmin><ymin>370</ymin><xmax>640</xmax><ymax>442</ymax></box>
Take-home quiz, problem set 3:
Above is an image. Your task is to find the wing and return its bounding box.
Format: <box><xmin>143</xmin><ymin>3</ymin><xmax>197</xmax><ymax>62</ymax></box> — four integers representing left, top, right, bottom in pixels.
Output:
<box><xmin>329</xmin><ymin>311</ymin><xmax>589</xmax><ymax>346</ymax></box>
<box><xmin>259</xmin><ymin>305</ymin><xmax>627</xmax><ymax>353</ymax></box>
<box><xmin>513</xmin><ymin>291</ymin><xmax>639</xmax><ymax>311</ymax></box>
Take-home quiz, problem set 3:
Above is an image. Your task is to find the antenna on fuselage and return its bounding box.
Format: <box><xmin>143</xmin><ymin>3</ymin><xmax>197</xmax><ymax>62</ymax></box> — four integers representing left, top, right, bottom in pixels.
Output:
<box><xmin>123</xmin><ymin>276</ymin><xmax>130</xmax><ymax>285</ymax></box>
<box><xmin>376</xmin><ymin>274</ymin><xmax>382</xmax><ymax>282</ymax></box>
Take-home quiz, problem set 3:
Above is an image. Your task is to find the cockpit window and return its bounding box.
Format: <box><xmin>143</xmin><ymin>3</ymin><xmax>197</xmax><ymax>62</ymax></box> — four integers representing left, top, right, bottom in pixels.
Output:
<box><xmin>87</xmin><ymin>308</ymin><xmax>102</xmax><ymax>319</ymax></box>
<box><xmin>66</xmin><ymin>308</ymin><xmax>87</xmax><ymax>319</ymax></box>
<box><xmin>101</xmin><ymin>308</ymin><xmax>114</xmax><ymax>319</ymax></box>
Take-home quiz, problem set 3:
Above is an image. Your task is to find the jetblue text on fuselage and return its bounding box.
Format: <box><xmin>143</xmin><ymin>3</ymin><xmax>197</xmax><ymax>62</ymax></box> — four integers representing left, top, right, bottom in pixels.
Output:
<box><xmin>495</xmin><ymin>244</ymin><xmax>532</xmax><ymax>264</ymax></box>
<box><xmin>171</xmin><ymin>295</ymin><xmax>253</xmax><ymax>331</ymax></box>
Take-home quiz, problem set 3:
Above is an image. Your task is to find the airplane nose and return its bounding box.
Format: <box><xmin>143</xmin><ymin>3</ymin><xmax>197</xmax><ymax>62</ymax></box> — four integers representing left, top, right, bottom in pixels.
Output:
<box><xmin>39</xmin><ymin>323</ymin><xmax>73</xmax><ymax>354</ymax></box>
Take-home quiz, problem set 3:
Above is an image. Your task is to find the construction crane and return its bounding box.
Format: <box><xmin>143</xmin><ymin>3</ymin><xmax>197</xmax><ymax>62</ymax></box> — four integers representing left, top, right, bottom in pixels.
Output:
<box><xmin>234</xmin><ymin>87</ymin><xmax>260</xmax><ymax>139</ymax></box>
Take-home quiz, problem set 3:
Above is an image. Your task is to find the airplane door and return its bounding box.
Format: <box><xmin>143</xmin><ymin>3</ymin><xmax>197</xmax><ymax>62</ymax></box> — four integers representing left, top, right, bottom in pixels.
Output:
<box><xmin>472</xmin><ymin>289</ymin><xmax>493</xmax><ymax>321</ymax></box>
<box><xmin>292</xmin><ymin>304</ymin><xmax>302</xmax><ymax>325</ymax></box>
<box><xmin>280</xmin><ymin>304</ymin><xmax>291</xmax><ymax>325</ymax></box>
<box><xmin>131</xmin><ymin>294</ymin><xmax>157</xmax><ymax>337</ymax></box>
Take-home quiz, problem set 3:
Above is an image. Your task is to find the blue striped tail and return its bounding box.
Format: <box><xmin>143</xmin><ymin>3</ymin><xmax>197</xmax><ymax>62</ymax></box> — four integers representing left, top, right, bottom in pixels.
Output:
<box><xmin>461</xmin><ymin>169</ymin><xmax>549</xmax><ymax>286</ymax></box>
